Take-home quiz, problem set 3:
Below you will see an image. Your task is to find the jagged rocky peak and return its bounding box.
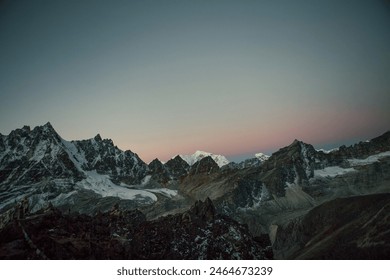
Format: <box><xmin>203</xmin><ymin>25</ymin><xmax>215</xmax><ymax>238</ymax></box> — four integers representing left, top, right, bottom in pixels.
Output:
<box><xmin>258</xmin><ymin>139</ymin><xmax>325</xmax><ymax>197</ymax></box>
<box><xmin>189</xmin><ymin>156</ymin><xmax>219</xmax><ymax>175</ymax></box>
<box><xmin>148</xmin><ymin>158</ymin><xmax>171</xmax><ymax>185</ymax></box>
<box><xmin>8</xmin><ymin>125</ymin><xmax>31</xmax><ymax>137</ymax></box>
<box><xmin>265</xmin><ymin>139</ymin><xmax>319</xmax><ymax>167</ymax></box>
<box><xmin>5</xmin><ymin>129</ymin><xmax>28</xmax><ymax>148</ymax></box>
<box><xmin>1</xmin><ymin>122</ymin><xmax>67</xmax><ymax>164</ymax></box>
<box><xmin>33</xmin><ymin>122</ymin><xmax>61</xmax><ymax>140</ymax></box>
<box><xmin>187</xmin><ymin>197</ymin><xmax>216</xmax><ymax>222</ymax></box>
<box><xmin>5</xmin><ymin>122</ymin><xmax>61</xmax><ymax>150</ymax></box>
<box><xmin>70</xmin><ymin>131</ymin><xmax>148</xmax><ymax>181</ymax></box>
<box><xmin>93</xmin><ymin>133</ymin><xmax>102</xmax><ymax>142</ymax></box>
<box><xmin>149</xmin><ymin>158</ymin><xmax>169</xmax><ymax>175</ymax></box>
<box><xmin>289</xmin><ymin>139</ymin><xmax>316</xmax><ymax>155</ymax></box>
<box><xmin>42</xmin><ymin>121</ymin><xmax>55</xmax><ymax>131</ymax></box>
<box><xmin>149</xmin><ymin>158</ymin><xmax>164</xmax><ymax>169</ymax></box>
<box><xmin>0</xmin><ymin>123</ymin><xmax>84</xmax><ymax>195</ymax></box>
<box><xmin>372</xmin><ymin>130</ymin><xmax>390</xmax><ymax>147</ymax></box>
<box><xmin>85</xmin><ymin>133</ymin><xmax>114</xmax><ymax>147</ymax></box>
<box><xmin>164</xmin><ymin>155</ymin><xmax>190</xmax><ymax>179</ymax></box>
<box><xmin>335</xmin><ymin>130</ymin><xmax>390</xmax><ymax>159</ymax></box>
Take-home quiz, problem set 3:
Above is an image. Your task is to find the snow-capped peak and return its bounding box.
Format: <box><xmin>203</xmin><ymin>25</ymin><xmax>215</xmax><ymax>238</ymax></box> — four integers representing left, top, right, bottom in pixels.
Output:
<box><xmin>178</xmin><ymin>150</ymin><xmax>229</xmax><ymax>167</ymax></box>
<box><xmin>254</xmin><ymin>153</ymin><xmax>270</xmax><ymax>162</ymax></box>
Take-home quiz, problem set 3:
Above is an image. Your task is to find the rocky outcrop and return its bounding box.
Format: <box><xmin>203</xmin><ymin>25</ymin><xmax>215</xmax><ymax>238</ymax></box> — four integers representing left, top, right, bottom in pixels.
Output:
<box><xmin>239</xmin><ymin>158</ymin><xmax>264</xmax><ymax>169</ymax></box>
<box><xmin>130</xmin><ymin>198</ymin><xmax>272</xmax><ymax>260</ymax></box>
<box><xmin>0</xmin><ymin>199</ymin><xmax>272</xmax><ymax>260</ymax></box>
<box><xmin>148</xmin><ymin>158</ymin><xmax>171</xmax><ymax>185</ymax></box>
<box><xmin>189</xmin><ymin>156</ymin><xmax>219</xmax><ymax>175</ymax></box>
<box><xmin>164</xmin><ymin>155</ymin><xmax>190</xmax><ymax>179</ymax></box>
<box><xmin>260</xmin><ymin>140</ymin><xmax>325</xmax><ymax>197</ymax></box>
<box><xmin>186</xmin><ymin>197</ymin><xmax>216</xmax><ymax>222</ymax></box>
<box><xmin>332</xmin><ymin>131</ymin><xmax>390</xmax><ymax>159</ymax></box>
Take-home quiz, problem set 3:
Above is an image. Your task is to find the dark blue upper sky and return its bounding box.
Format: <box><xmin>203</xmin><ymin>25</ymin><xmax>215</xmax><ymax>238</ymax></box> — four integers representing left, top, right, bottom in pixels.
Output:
<box><xmin>1</xmin><ymin>0</ymin><xmax>389</xmax><ymax>162</ymax></box>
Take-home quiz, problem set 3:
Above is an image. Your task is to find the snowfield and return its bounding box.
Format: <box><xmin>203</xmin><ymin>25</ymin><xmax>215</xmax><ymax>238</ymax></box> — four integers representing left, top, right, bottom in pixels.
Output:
<box><xmin>313</xmin><ymin>151</ymin><xmax>390</xmax><ymax>178</ymax></box>
<box><xmin>314</xmin><ymin>166</ymin><xmax>356</xmax><ymax>178</ymax></box>
<box><xmin>145</xmin><ymin>188</ymin><xmax>178</xmax><ymax>198</ymax></box>
<box><xmin>77</xmin><ymin>171</ymin><xmax>158</xmax><ymax>201</ymax></box>
<box><xmin>348</xmin><ymin>151</ymin><xmax>390</xmax><ymax>166</ymax></box>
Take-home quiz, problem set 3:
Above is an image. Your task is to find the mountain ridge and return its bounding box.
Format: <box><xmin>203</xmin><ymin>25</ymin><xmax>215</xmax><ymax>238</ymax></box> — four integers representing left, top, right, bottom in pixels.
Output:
<box><xmin>0</xmin><ymin>123</ymin><xmax>158</xmax><ymax>214</ymax></box>
<box><xmin>1</xmin><ymin>122</ymin><xmax>390</xmax><ymax>259</ymax></box>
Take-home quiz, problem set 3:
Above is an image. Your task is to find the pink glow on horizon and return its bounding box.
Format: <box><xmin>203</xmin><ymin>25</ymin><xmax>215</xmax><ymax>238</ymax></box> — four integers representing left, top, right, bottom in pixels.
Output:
<box><xmin>1</xmin><ymin>0</ymin><xmax>389</xmax><ymax>166</ymax></box>
<box><xmin>123</xmin><ymin>105</ymin><xmax>388</xmax><ymax>163</ymax></box>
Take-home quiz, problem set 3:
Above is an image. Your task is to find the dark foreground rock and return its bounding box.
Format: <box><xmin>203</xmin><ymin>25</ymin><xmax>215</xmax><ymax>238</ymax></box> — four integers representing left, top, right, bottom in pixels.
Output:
<box><xmin>273</xmin><ymin>193</ymin><xmax>390</xmax><ymax>259</ymax></box>
<box><xmin>0</xmin><ymin>199</ymin><xmax>272</xmax><ymax>260</ymax></box>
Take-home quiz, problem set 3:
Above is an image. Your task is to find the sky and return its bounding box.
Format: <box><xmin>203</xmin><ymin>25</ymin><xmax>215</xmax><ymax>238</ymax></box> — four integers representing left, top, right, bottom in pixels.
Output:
<box><xmin>0</xmin><ymin>0</ymin><xmax>389</xmax><ymax>163</ymax></box>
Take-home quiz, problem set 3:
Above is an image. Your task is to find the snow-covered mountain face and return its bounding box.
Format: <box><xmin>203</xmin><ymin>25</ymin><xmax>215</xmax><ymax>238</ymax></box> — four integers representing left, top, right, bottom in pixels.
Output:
<box><xmin>63</xmin><ymin>133</ymin><xmax>148</xmax><ymax>185</ymax></box>
<box><xmin>179</xmin><ymin>150</ymin><xmax>229</xmax><ymax>167</ymax></box>
<box><xmin>231</xmin><ymin>152</ymin><xmax>270</xmax><ymax>169</ymax></box>
<box><xmin>0</xmin><ymin>123</ymin><xmax>176</xmax><ymax>214</ymax></box>
<box><xmin>255</xmin><ymin>153</ymin><xmax>270</xmax><ymax>162</ymax></box>
<box><xmin>0</xmin><ymin>124</ymin><xmax>84</xmax><ymax>187</ymax></box>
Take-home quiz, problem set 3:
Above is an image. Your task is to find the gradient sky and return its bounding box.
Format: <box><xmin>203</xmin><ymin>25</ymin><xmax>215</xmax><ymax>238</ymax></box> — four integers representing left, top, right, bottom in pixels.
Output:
<box><xmin>1</xmin><ymin>0</ymin><xmax>389</xmax><ymax>163</ymax></box>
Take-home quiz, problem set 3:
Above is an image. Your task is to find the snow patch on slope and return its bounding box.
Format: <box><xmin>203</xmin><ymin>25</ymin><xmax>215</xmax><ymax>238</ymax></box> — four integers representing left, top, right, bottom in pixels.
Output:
<box><xmin>348</xmin><ymin>151</ymin><xmax>390</xmax><ymax>167</ymax></box>
<box><xmin>32</xmin><ymin>140</ymin><xmax>49</xmax><ymax>162</ymax></box>
<box><xmin>300</xmin><ymin>143</ymin><xmax>312</xmax><ymax>177</ymax></box>
<box><xmin>145</xmin><ymin>188</ymin><xmax>178</xmax><ymax>198</ymax></box>
<box><xmin>61</xmin><ymin>138</ymin><xmax>87</xmax><ymax>170</ymax></box>
<box><xmin>314</xmin><ymin>166</ymin><xmax>356</xmax><ymax>178</ymax></box>
<box><xmin>78</xmin><ymin>171</ymin><xmax>157</xmax><ymax>201</ymax></box>
<box><xmin>255</xmin><ymin>153</ymin><xmax>270</xmax><ymax>162</ymax></box>
<box><xmin>316</xmin><ymin>148</ymin><xmax>339</xmax><ymax>154</ymax></box>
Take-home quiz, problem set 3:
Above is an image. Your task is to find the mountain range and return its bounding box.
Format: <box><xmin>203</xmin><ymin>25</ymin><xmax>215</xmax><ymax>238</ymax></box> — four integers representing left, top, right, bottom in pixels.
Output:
<box><xmin>1</xmin><ymin>122</ymin><xmax>389</xmax><ymax>259</ymax></box>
